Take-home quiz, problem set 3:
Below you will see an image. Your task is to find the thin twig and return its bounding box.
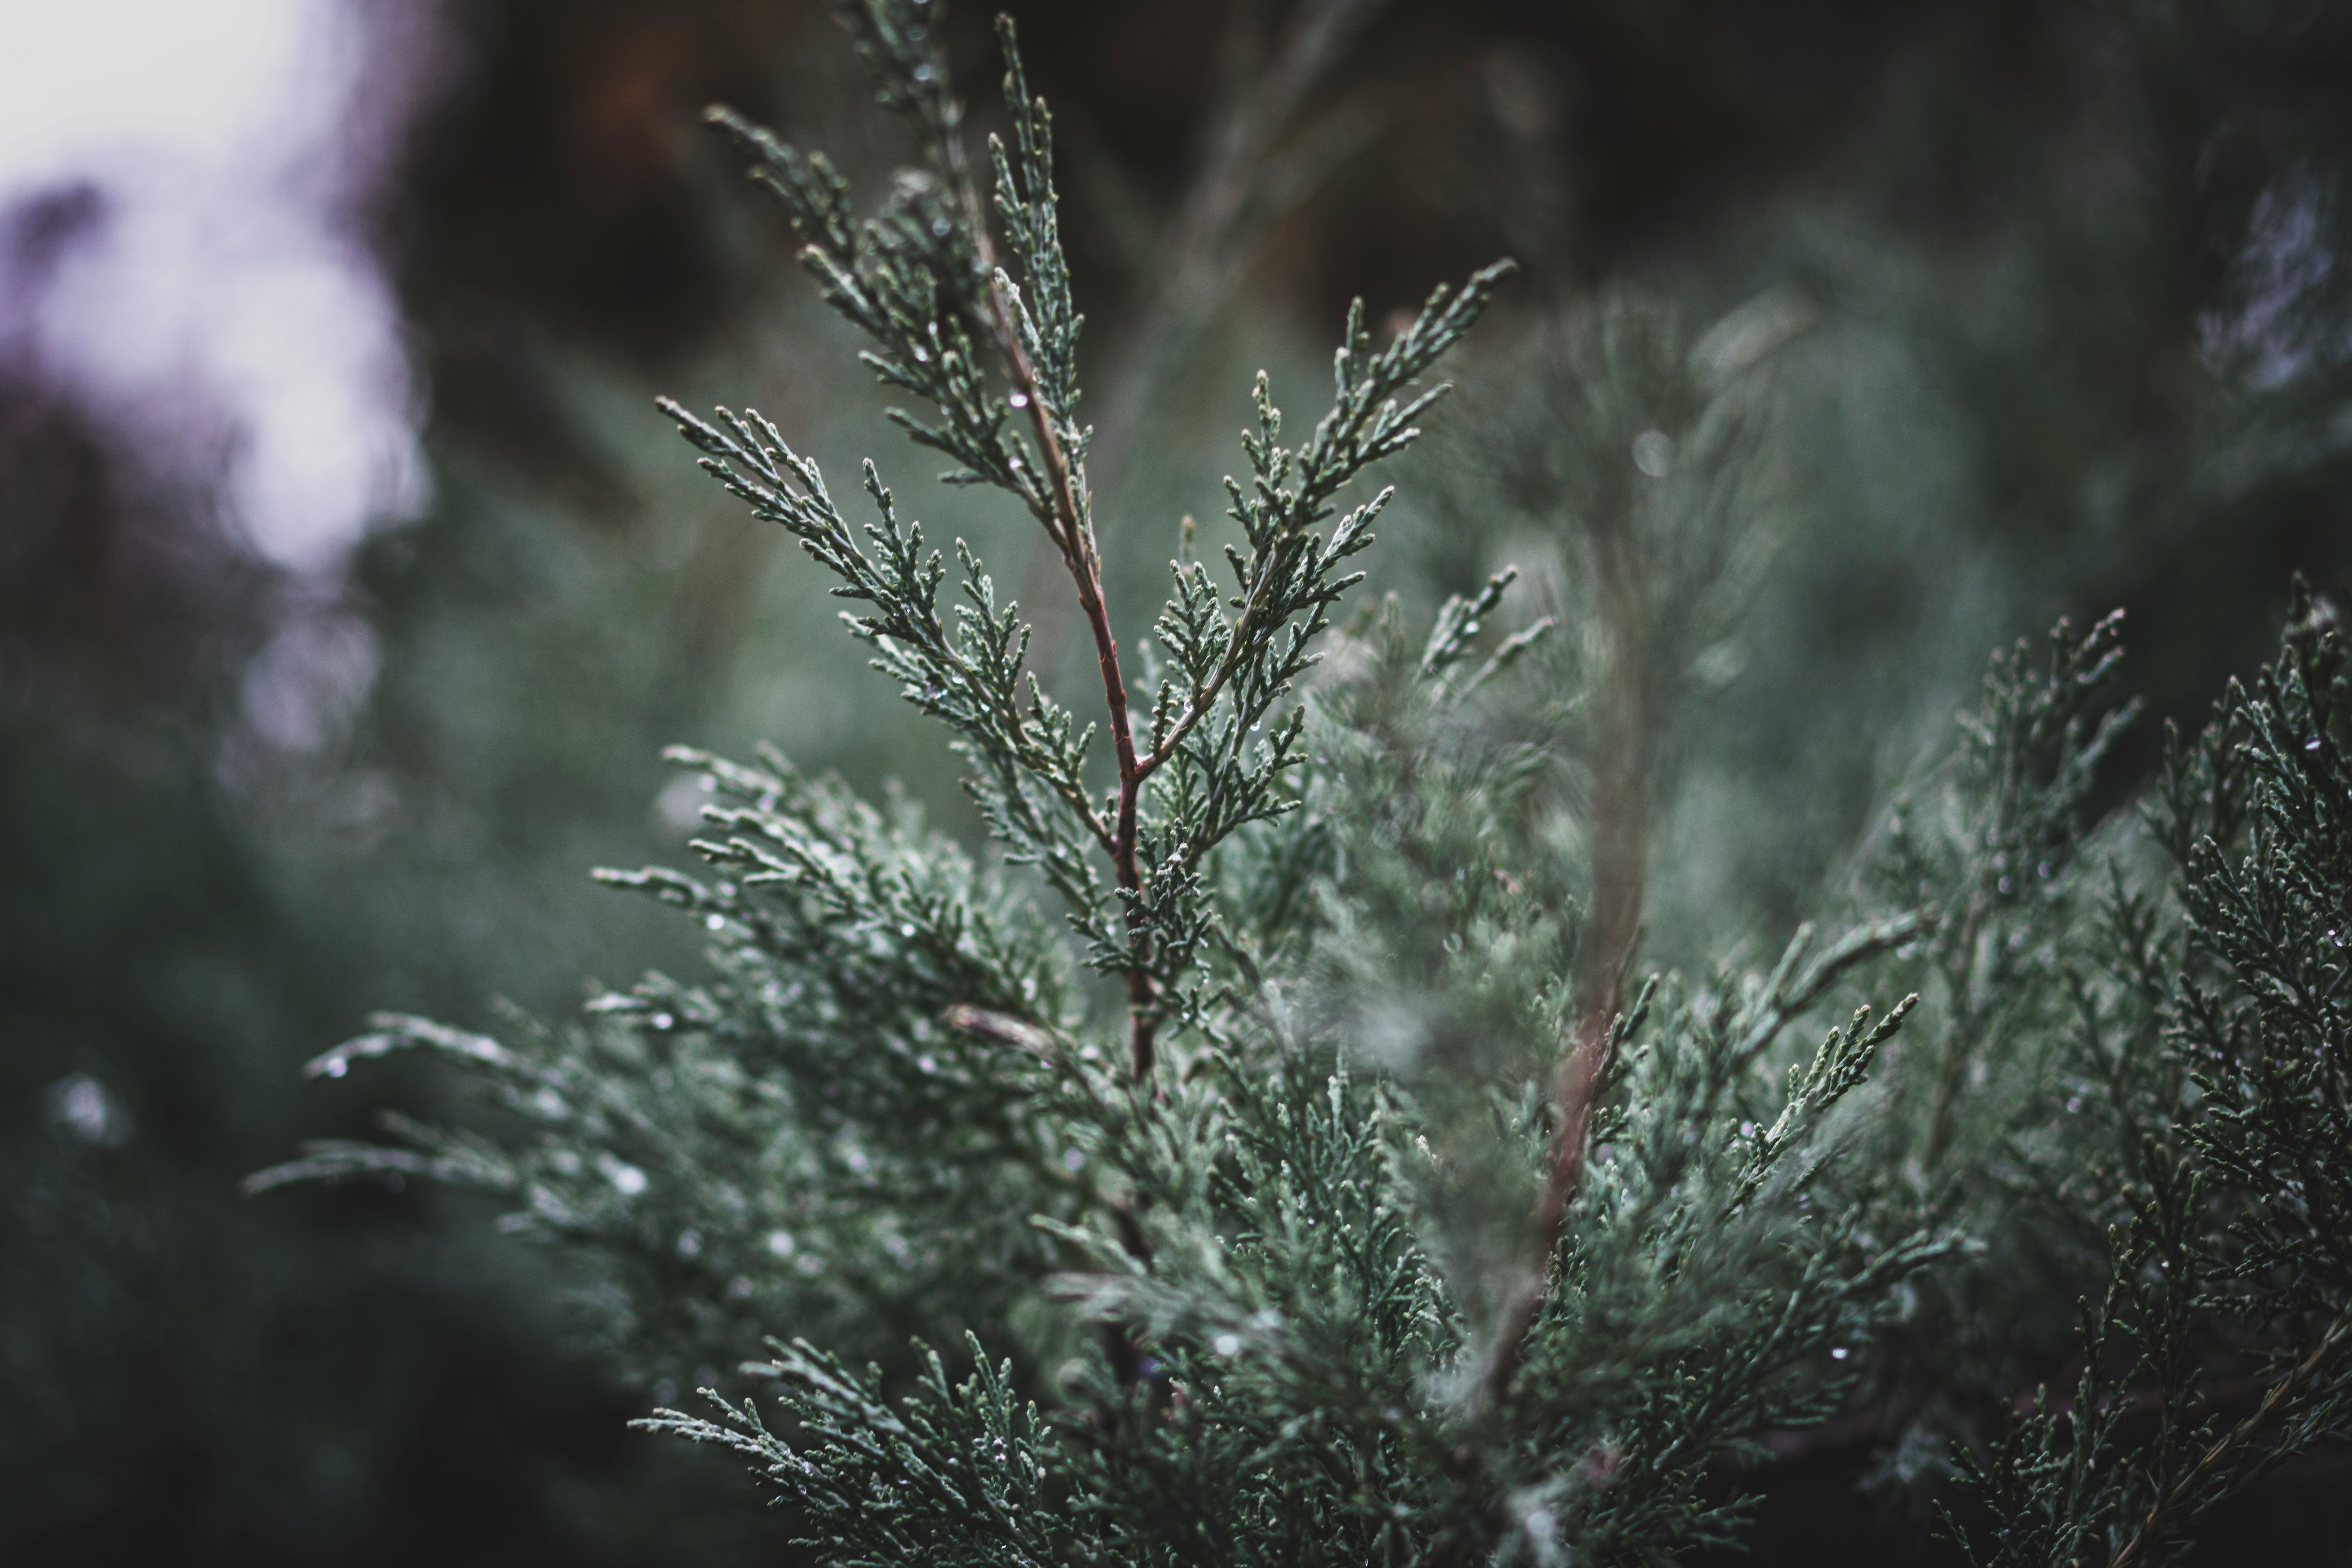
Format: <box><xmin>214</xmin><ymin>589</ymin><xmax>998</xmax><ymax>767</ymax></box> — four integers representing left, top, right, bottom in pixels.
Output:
<box><xmin>943</xmin><ymin>25</ymin><xmax>1158</xmax><ymax>1085</ymax></box>
<box><xmin>2107</xmin><ymin>1310</ymin><xmax>2352</xmax><ymax>1568</ymax></box>
<box><xmin>1474</xmin><ymin>520</ymin><xmax>1652</xmax><ymax>1415</ymax></box>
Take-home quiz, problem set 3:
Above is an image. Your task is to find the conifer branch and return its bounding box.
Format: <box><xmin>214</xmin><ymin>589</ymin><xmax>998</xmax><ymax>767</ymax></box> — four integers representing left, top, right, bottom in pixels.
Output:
<box><xmin>695</xmin><ymin>9</ymin><xmax>1508</xmax><ymax>1088</ymax></box>
<box><xmin>968</xmin><ymin>17</ymin><xmax>1156</xmax><ymax>1079</ymax></box>
<box><xmin>2107</xmin><ymin>1311</ymin><xmax>2352</xmax><ymax>1568</ymax></box>
<box><xmin>1473</xmin><ymin>477</ymin><xmax>1655</xmax><ymax>1415</ymax></box>
<box><xmin>262</xmin><ymin>14</ymin><xmax>2196</xmax><ymax>1563</ymax></box>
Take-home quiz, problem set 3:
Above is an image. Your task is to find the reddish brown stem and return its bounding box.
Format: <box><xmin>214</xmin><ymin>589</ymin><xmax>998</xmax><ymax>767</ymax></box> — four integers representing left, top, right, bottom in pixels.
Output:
<box><xmin>1475</xmin><ymin>807</ymin><xmax>1643</xmax><ymax>1412</ymax></box>
<box><xmin>1474</xmin><ymin>522</ymin><xmax>1651</xmax><ymax>1417</ymax></box>
<box><xmin>1477</xmin><ymin>1008</ymin><xmax>1615</xmax><ymax>1413</ymax></box>
<box><xmin>995</xmin><ymin>311</ymin><xmax>1157</xmax><ymax>1084</ymax></box>
<box><xmin>946</xmin><ymin>91</ymin><xmax>1157</xmax><ymax>1087</ymax></box>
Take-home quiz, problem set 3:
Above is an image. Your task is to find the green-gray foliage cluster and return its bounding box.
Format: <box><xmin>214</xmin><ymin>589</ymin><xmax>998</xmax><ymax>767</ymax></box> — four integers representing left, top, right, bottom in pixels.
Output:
<box><xmin>253</xmin><ymin>2</ymin><xmax>2352</xmax><ymax>1561</ymax></box>
<box><xmin>1944</xmin><ymin>586</ymin><xmax>2352</xmax><ymax>1567</ymax></box>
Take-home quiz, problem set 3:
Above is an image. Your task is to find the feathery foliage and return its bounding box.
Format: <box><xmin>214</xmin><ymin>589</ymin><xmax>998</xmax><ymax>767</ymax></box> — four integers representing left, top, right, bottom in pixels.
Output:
<box><xmin>252</xmin><ymin>3</ymin><xmax>2352</xmax><ymax>1561</ymax></box>
<box><xmin>1942</xmin><ymin>585</ymin><xmax>2352</xmax><ymax>1567</ymax></box>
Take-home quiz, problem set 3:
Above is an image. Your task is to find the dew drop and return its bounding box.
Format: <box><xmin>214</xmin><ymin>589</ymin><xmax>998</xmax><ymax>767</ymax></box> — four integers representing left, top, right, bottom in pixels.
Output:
<box><xmin>766</xmin><ymin>1229</ymin><xmax>797</xmax><ymax>1258</ymax></box>
<box><xmin>2066</xmin><ymin>1096</ymin><xmax>2083</xmax><ymax>1113</ymax></box>
<box><xmin>1997</xmin><ymin>877</ymin><xmax>2014</xmax><ymax>895</ymax></box>
<box><xmin>1062</xmin><ymin>1147</ymin><xmax>1086</xmax><ymax>1172</ymax></box>
<box><xmin>651</xmin><ymin>1012</ymin><xmax>675</xmax><ymax>1031</ymax></box>
<box><xmin>916</xmin><ymin>1054</ymin><xmax>937</xmax><ymax>1074</ymax></box>
<box><xmin>46</xmin><ymin>1074</ymin><xmax>128</xmax><ymax>1146</ymax></box>
<box><xmin>1829</xmin><ymin>1347</ymin><xmax>1849</xmax><ymax>1361</ymax></box>
<box><xmin>912</xmin><ymin>64</ymin><xmax>936</xmax><ymax>84</ymax></box>
<box><xmin>929</xmin><ymin>217</ymin><xmax>951</xmax><ymax>238</ymax></box>
<box><xmin>324</xmin><ymin>1058</ymin><xmax>348</xmax><ymax>1078</ymax></box>
<box><xmin>706</xmin><ymin>913</ymin><xmax>726</xmax><ymax>932</ymax></box>
<box><xmin>1007</xmin><ymin>392</ymin><xmax>1030</xmax><ymax>409</ymax></box>
<box><xmin>1630</xmin><ymin>429</ymin><xmax>1674</xmax><ymax>477</ymax></box>
<box><xmin>1213</xmin><ymin>1332</ymin><xmax>1243</xmax><ymax>1356</ymax></box>
<box><xmin>2307</xmin><ymin>736</ymin><xmax>2324</xmax><ymax>752</ymax></box>
<box><xmin>677</xmin><ymin>1227</ymin><xmax>703</xmax><ymax>1259</ymax></box>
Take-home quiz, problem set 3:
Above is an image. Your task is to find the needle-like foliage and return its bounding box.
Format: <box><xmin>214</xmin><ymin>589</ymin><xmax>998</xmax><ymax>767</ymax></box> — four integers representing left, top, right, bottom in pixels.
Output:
<box><xmin>252</xmin><ymin>3</ymin><xmax>2352</xmax><ymax>1561</ymax></box>
<box><xmin>1942</xmin><ymin>585</ymin><xmax>2352</xmax><ymax>1568</ymax></box>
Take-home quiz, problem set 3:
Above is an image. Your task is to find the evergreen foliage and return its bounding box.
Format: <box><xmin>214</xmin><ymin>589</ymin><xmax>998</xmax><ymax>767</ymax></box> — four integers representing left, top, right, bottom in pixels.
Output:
<box><xmin>1942</xmin><ymin>586</ymin><xmax>2352</xmax><ymax>1567</ymax></box>
<box><xmin>250</xmin><ymin>2</ymin><xmax>2352</xmax><ymax>1561</ymax></box>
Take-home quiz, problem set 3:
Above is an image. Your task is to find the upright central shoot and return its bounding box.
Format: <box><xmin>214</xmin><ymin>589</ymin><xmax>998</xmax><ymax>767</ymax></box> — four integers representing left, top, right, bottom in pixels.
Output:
<box><xmin>666</xmin><ymin>9</ymin><xmax>1511</xmax><ymax>1083</ymax></box>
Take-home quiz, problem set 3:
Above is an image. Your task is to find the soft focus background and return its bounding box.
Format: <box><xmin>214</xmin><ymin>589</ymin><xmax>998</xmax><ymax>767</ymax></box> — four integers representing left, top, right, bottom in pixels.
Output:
<box><xmin>4</xmin><ymin>0</ymin><xmax>2350</xmax><ymax>1562</ymax></box>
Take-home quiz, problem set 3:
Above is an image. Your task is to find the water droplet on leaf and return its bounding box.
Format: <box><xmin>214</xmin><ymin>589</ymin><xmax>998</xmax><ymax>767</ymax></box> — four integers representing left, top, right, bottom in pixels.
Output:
<box><xmin>1630</xmin><ymin>429</ymin><xmax>1675</xmax><ymax>477</ymax></box>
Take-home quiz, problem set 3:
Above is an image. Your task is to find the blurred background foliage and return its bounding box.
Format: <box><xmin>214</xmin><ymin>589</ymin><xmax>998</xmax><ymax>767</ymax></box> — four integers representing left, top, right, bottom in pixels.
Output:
<box><xmin>4</xmin><ymin>0</ymin><xmax>2351</xmax><ymax>1561</ymax></box>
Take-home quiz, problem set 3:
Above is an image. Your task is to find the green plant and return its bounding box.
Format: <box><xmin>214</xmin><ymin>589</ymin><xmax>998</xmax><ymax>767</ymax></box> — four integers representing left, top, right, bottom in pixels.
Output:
<box><xmin>252</xmin><ymin>4</ymin><xmax>2352</xmax><ymax>1562</ymax></box>
<box><xmin>1943</xmin><ymin>586</ymin><xmax>2352</xmax><ymax>1567</ymax></box>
